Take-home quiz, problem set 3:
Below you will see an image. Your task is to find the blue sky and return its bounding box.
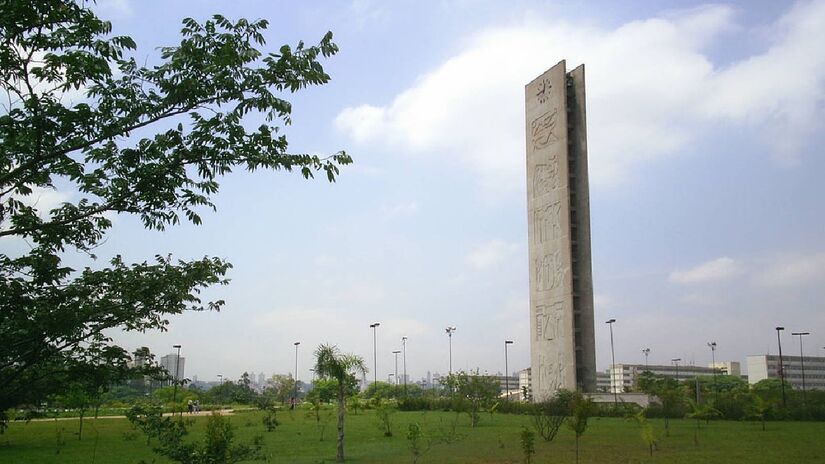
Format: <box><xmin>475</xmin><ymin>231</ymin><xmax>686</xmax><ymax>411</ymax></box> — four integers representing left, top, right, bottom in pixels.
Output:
<box><xmin>66</xmin><ymin>0</ymin><xmax>825</xmax><ymax>384</ymax></box>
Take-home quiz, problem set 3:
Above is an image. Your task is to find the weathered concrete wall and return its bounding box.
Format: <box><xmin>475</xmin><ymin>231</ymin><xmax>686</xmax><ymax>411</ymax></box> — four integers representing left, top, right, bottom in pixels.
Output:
<box><xmin>526</xmin><ymin>60</ymin><xmax>596</xmax><ymax>400</ymax></box>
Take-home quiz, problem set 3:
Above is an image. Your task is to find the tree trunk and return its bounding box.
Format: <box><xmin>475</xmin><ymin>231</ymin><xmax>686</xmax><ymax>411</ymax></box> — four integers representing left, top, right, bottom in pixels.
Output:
<box><xmin>575</xmin><ymin>434</ymin><xmax>579</xmax><ymax>464</ymax></box>
<box><xmin>336</xmin><ymin>384</ymin><xmax>345</xmax><ymax>462</ymax></box>
<box><xmin>78</xmin><ymin>409</ymin><xmax>84</xmax><ymax>441</ymax></box>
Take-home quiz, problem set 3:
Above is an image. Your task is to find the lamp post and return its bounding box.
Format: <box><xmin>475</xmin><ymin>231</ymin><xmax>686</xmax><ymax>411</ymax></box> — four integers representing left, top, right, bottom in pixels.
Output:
<box><xmin>401</xmin><ymin>336</ymin><xmax>408</xmax><ymax>395</ymax></box>
<box><xmin>776</xmin><ymin>326</ymin><xmax>787</xmax><ymax>407</ymax></box>
<box><xmin>708</xmin><ymin>341</ymin><xmax>717</xmax><ymax>400</ymax></box>
<box><xmin>392</xmin><ymin>350</ymin><xmax>401</xmax><ymax>386</ymax></box>
<box><xmin>792</xmin><ymin>332</ymin><xmax>810</xmax><ymax>404</ymax></box>
<box><xmin>505</xmin><ymin>340</ymin><xmax>514</xmax><ymax>401</ymax></box>
<box><xmin>446</xmin><ymin>326</ymin><xmax>456</xmax><ymax>375</ymax></box>
<box><xmin>293</xmin><ymin>341</ymin><xmax>300</xmax><ymax>402</ymax></box>
<box><xmin>671</xmin><ymin>358</ymin><xmax>681</xmax><ymax>383</ymax></box>
<box><xmin>171</xmin><ymin>344</ymin><xmax>182</xmax><ymax>415</ymax></box>
<box><xmin>370</xmin><ymin>323</ymin><xmax>380</xmax><ymax>385</ymax></box>
<box><xmin>642</xmin><ymin>348</ymin><xmax>650</xmax><ymax>371</ymax></box>
<box><xmin>606</xmin><ymin>319</ymin><xmax>617</xmax><ymax>406</ymax></box>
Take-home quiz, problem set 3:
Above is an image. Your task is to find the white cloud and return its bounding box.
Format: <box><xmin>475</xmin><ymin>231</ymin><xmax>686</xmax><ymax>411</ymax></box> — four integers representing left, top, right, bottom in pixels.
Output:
<box><xmin>669</xmin><ymin>256</ymin><xmax>739</xmax><ymax>284</ymax></box>
<box><xmin>335</xmin><ymin>2</ymin><xmax>825</xmax><ymax>191</ymax></box>
<box><xmin>754</xmin><ymin>252</ymin><xmax>825</xmax><ymax>287</ymax></box>
<box><xmin>466</xmin><ymin>240</ymin><xmax>518</xmax><ymax>270</ymax></box>
<box><xmin>380</xmin><ymin>201</ymin><xmax>420</xmax><ymax>219</ymax></box>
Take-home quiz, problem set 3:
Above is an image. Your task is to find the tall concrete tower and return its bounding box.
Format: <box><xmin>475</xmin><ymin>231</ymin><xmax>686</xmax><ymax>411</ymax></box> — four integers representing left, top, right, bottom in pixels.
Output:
<box><xmin>525</xmin><ymin>60</ymin><xmax>596</xmax><ymax>400</ymax></box>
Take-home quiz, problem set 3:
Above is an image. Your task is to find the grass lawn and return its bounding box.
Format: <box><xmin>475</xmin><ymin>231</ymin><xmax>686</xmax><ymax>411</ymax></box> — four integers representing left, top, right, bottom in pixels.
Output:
<box><xmin>2</xmin><ymin>408</ymin><xmax>824</xmax><ymax>463</ymax></box>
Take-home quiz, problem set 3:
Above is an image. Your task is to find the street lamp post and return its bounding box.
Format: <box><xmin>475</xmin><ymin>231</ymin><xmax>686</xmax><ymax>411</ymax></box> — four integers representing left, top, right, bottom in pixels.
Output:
<box><xmin>392</xmin><ymin>350</ymin><xmax>401</xmax><ymax>386</ymax></box>
<box><xmin>792</xmin><ymin>332</ymin><xmax>810</xmax><ymax>404</ymax></box>
<box><xmin>642</xmin><ymin>348</ymin><xmax>650</xmax><ymax>371</ymax></box>
<box><xmin>776</xmin><ymin>326</ymin><xmax>787</xmax><ymax>407</ymax></box>
<box><xmin>708</xmin><ymin>341</ymin><xmax>717</xmax><ymax>400</ymax></box>
<box><xmin>401</xmin><ymin>336</ymin><xmax>408</xmax><ymax>395</ymax></box>
<box><xmin>671</xmin><ymin>358</ymin><xmax>681</xmax><ymax>384</ymax></box>
<box><xmin>293</xmin><ymin>341</ymin><xmax>301</xmax><ymax>403</ymax></box>
<box><xmin>172</xmin><ymin>344</ymin><xmax>182</xmax><ymax>415</ymax></box>
<box><xmin>505</xmin><ymin>340</ymin><xmax>514</xmax><ymax>401</ymax></box>
<box><xmin>446</xmin><ymin>326</ymin><xmax>456</xmax><ymax>375</ymax></box>
<box><xmin>370</xmin><ymin>323</ymin><xmax>380</xmax><ymax>385</ymax></box>
<box><xmin>606</xmin><ymin>319</ymin><xmax>617</xmax><ymax>406</ymax></box>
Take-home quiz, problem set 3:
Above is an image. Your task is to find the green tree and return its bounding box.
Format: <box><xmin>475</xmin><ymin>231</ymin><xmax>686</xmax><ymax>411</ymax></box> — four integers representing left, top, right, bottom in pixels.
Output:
<box><xmin>686</xmin><ymin>399</ymin><xmax>722</xmax><ymax>446</ymax></box>
<box><xmin>567</xmin><ymin>393</ymin><xmax>595</xmax><ymax>464</ymax></box>
<box><xmin>520</xmin><ymin>426</ymin><xmax>536</xmax><ymax>464</ymax></box>
<box><xmin>127</xmin><ymin>405</ymin><xmax>262</xmax><ymax>464</ymax></box>
<box><xmin>267</xmin><ymin>374</ymin><xmax>297</xmax><ymax>404</ymax></box>
<box><xmin>443</xmin><ymin>370</ymin><xmax>500</xmax><ymax>427</ymax></box>
<box><xmin>0</xmin><ymin>0</ymin><xmax>350</xmax><ymax>424</ymax></box>
<box><xmin>361</xmin><ymin>381</ymin><xmax>403</xmax><ymax>400</ymax></box>
<box><xmin>307</xmin><ymin>378</ymin><xmax>349</xmax><ymax>404</ymax></box>
<box><xmin>313</xmin><ymin>344</ymin><xmax>366</xmax><ymax>462</ymax></box>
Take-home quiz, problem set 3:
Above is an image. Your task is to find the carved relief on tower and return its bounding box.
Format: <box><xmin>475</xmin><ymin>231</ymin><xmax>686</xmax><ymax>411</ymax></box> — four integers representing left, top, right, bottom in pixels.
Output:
<box><xmin>538</xmin><ymin>351</ymin><xmax>566</xmax><ymax>396</ymax></box>
<box><xmin>535</xmin><ymin>251</ymin><xmax>567</xmax><ymax>292</ymax></box>
<box><xmin>535</xmin><ymin>301</ymin><xmax>564</xmax><ymax>341</ymax></box>
<box><xmin>534</xmin><ymin>201</ymin><xmax>562</xmax><ymax>245</ymax></box>
<box><xmin>530</xmin><ymin>108</ymin><xmax>559</xmax><ymax>150</ymax></box>
<box><xmin>532</xmin><ymin>158</ymin><xmax>559</xmax><ymax>198</ymax></box>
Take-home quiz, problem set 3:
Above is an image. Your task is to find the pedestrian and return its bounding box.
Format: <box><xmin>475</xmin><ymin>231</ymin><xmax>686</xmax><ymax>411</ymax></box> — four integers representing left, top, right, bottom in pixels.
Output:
<box><xmin>187</xmin><ymin>399</ymin><xmax>194</xmax><ymax>414</ymax></box>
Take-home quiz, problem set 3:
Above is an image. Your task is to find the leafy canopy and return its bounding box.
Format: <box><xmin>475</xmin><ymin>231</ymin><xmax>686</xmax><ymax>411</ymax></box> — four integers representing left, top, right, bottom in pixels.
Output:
<box><xmin>0</xmin><ymin>0</ymin><xmax>350</xmax><ymax>416</ymax></box>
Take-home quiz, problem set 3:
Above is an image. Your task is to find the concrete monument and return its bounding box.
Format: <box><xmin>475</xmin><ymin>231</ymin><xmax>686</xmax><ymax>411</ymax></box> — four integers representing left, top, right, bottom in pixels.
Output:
<box><xmin>526</xmin><ymin>60</ymin><xmax>596</xmax><ymax>399</ymax></box>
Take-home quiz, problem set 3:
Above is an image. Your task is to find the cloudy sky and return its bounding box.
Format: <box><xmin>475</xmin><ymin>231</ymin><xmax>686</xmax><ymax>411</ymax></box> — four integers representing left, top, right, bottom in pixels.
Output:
<box><xmin>61</xmin><ymin>0</ymin><xmax>825</xmax><ymax>383</ymax></box>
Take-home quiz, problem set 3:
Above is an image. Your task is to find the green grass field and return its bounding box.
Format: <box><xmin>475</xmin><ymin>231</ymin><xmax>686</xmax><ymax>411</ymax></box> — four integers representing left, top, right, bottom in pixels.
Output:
<box><xmin>2</xmin><ymin>409</ymin><xmax>824</xmax><ymax>463</ymax></box>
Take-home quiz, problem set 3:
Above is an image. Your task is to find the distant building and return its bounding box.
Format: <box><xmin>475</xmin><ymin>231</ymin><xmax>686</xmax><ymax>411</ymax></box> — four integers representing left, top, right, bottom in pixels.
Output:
<box><xmin>709</xmin><ymin>361</ymin><xmax>741</xmax><ymax>377</ymax></box>
<box><xmin>596</xmin><ymin>371</ymin><xmax>610</xmax><ymax>392</ymax></box>
<box><xmin>160</xmin><ymin>353</ymin><xmax>185</xmax><ymax>384</ymax></box>
<box><xmin>747</xmin><ymin>355</ymin><xmax>825</xmax><ymax>391</ymax></box>
<box><xmin>519</xmin><ymin>368</ymin><xmax>532</xmax><ymax>400</ymax></box>
<box><xmin>607</xmin><ymin>363</ymin><xmax>733</xmax><ymax>393</ymax></box>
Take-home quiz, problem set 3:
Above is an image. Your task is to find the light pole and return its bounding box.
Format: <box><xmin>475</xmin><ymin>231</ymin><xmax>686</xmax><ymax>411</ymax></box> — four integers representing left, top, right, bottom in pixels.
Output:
<box><xmin>293</xmin><ymin>341</ymin><xmax>301</xmax><ymax>403</ymax></box>
<box><xmin>446</xmin><ymin>326</ymin><xmax>456</xmax><ymax>375</ymax></box>
<box><xmin>642</xmin><ymin>348</ymin><xmax>650</xmax><ymax>371</ymax></box>
<box><xmin>370</xmin><ymin>322</ymin><xmax>380</xmax><ymax>385</ymax></box>
<box><xmin>776</xmin><ymin>326</ymin><xmax>787</xmax><ymax>407</ymax></box>
<box><xmin>606</xmin><ymin>319</ymin><xmax>617</xmax><ymax>406</ymax></box>
<box><xmin>708</xmin><ymin>341</ymin><xmax>717</xmax><ymax>400</ymax></box>
<box><xmin>671</xmin><ymin>358</ymin><xmax>681</xmax><ymax>384</ymax></box>
<box><xmin>401</xmin><ymin>336</ymin><xmax>408</xmax><ymax>395</ymax></box>
<box><xmin>172</xmin><ymin>344</ymin><xmax>182</xmax><ymax>415</ymax></box>
<box><xmin>792</xmin><ymin>332</ymin><xmax>810</xmax><ymax>404</ymax></box>
<box><xmin>505</xmin><ymin>340</ymin><xmax>514</xmax><ymax>401</ymax></box>
<box><xmin>392</xmin><ymin>350</ymin><xmax>401</xmax><ymax>386</ymax></box>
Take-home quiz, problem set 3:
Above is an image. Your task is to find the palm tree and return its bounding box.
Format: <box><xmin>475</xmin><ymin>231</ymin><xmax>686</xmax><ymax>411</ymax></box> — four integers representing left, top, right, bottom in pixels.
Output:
<box><xmin>314</xmin><ymin>344</ymin><xmax>367</xmax><ymax>462</ymax></box>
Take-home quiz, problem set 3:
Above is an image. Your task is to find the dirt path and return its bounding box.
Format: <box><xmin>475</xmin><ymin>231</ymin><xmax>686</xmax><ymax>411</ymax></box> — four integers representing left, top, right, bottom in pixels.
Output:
<box><xmin>22</xmin><ymin>409</ymin><xmax>236</xmax><ymax>422</ymax></box>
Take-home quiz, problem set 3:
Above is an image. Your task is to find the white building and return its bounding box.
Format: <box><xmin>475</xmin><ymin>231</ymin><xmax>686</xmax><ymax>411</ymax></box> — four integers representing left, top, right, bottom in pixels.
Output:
<box><xmin>160</xmin><ymin>353</ymin><xmax>185</xmax><ymax>384</ymax></box>
<box><xmin>519</xmin><ymin>368</ymin><xmax>532</xmax><ymax>400</ymax></box>
<box><xmin>606</xmin><ymin>363</ymin><xmax>735</xmax><ymax>393</ymax></box>
<box><xmin>747</xmin><ymin>355</ymin><xmax>825</xmax><ymax>391</ymax></box>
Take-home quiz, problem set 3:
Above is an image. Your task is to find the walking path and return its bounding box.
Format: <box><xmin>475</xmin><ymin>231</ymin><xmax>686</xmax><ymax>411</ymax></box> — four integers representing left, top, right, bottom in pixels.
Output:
<box><xmin>22</xmin><ymin>409</ymin><xmax>236</xmax><ymax>422</ymax></box>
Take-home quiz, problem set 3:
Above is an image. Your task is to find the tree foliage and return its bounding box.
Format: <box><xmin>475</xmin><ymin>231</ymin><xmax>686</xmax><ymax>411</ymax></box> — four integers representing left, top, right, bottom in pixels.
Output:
<box><xmin>443</xmin><ymin>370</ymin><xmax>500</xmax><ymax>427</ymax></box>
<box><xmin>0</xmin><ymin>0</ymin><xmax>349</xmax><ymax>418</ymax></box>
<box><xmin>313</xmin><ymin>344</ymin><xmax>366</xmax><ymax>462</ymax></box>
